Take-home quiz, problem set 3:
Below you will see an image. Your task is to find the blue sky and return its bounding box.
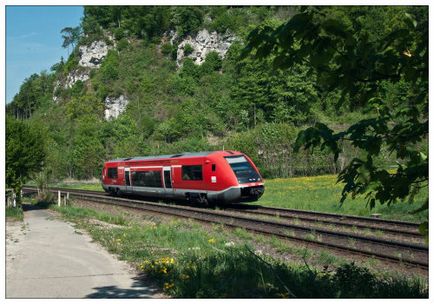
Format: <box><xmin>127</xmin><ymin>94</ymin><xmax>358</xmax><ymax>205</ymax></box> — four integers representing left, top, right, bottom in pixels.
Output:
<box><xmin>6</xmin><ymin>6</ymin><xmax>84</xmax><ymax>103</ymax></box>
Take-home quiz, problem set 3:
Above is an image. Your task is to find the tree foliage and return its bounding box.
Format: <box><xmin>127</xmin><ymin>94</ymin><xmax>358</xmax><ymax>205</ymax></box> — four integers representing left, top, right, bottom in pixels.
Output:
<box><xmin>244</xmin><ymin>6</ymin><xmax>428</xmax><ymax>234</ymax></box>
<box><xmin>7</xmin><ymin>72</ymin><xmax>54</xmax><ymax>119</ymax></box>
<box><xmin>6</xmin><ymin>117</ymin><xmax>46</xmax><ymax>193</ymax></box>
<box><xmin>61</xmin><ymin>26</ymin><xmax>81</xmax><ymax>53</ymax></box>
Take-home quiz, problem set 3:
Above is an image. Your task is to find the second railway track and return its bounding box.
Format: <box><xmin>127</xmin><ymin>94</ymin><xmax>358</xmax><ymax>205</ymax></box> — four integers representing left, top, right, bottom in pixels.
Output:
<box><xmin>23</xmin><ymin>186</ymin><xmax>428</xmax><ymax>269</ymax></box>
<box><xmin>225</xmin><ymin>205</ymin><xmax>422</xmax><ymax>238</ymax></box>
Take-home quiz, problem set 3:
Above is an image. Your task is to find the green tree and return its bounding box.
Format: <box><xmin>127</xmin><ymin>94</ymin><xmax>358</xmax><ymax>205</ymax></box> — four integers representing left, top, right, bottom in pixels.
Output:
<box><xmin>171</xmin><ymin>7</ymin><xmax>204</xmax><ymax>37</ymax></box>
<box><xmin>61</xmin><ymin>26</ymin><xmax>81</xmax><ymax>54</ymax></box>
<box><xmin>100</xmin><ymin>50</ymin><xmax>120</xmax><ymax>83</ymax></box>
<box><xmin>231</xmin><ymin>52</ymin><xmax>318</xmax><ymax>128</ymax></box>
<box><xmin>7</xmin><ymin>72</ymin><xmax>54</xmax><ymax>119</ymax></box>
<box><xmin>6</xmin><ymin>117</ymin><xmax>46</xmax><ymax>198</ymax></box>
<box><xmin>244</xmin><ymin>7</ymin><xmax>428</xmax><ymax>236</ymax></box>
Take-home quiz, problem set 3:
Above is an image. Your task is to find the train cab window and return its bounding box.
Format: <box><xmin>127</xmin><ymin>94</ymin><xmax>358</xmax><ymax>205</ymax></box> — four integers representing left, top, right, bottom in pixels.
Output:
<box><xmin>212</xmin><ymin>164</ymin><xmax>216</xmax><ymax>172</ymax></box>
<box><xmin>107</xmin><ymin>168</ymin><xmax>118</xmax><ymax>179</ymax></box>
<box><xmin>182</xmin><ymin>165</ymin><xmax>203</xmax><ymax>180</ymax></box>
<box><xmin>225</xmin><ymin>156</ymin><xmax>261</xmax><ymax>184</ymax></box>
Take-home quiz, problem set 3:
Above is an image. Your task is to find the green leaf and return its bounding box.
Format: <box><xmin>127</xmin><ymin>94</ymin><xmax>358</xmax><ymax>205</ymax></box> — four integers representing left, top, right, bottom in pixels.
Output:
<box><xmin>404</xmin><ymin>12</ymin><xmax>417</xmax><ymax>29</ymax></box>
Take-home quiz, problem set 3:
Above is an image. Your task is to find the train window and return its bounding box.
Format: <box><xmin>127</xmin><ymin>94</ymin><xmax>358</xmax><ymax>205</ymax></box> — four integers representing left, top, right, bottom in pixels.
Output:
<box><xmin>182</xmin><ymin>165</ymin><xmax>203</xmax><ymax>181</ymax></box>
<box><xmin>107</xmin><ymin>168</ymin><xmax>118</xmax><ymax>179</ymax></box>
<box><xmin>132</xmin><ymin>171</ymin><xmax>162</xmax><ymax>188</ymax></box>
<box><xmin>212</xmin><ymin>164</ymin><xmax>216</xmax><ymax>172</ymax></box>
<box><xmin>225</xmin><ymin>156</ymin><xmax>261</xmax><ymax>184</ymax></box>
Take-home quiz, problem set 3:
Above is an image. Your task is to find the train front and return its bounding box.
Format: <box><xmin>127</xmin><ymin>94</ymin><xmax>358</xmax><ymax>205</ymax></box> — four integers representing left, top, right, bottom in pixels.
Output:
<box><xmin>225</xmin><ymin>154</ymin><xmax>265</xmax><ymax>202</ymax></box>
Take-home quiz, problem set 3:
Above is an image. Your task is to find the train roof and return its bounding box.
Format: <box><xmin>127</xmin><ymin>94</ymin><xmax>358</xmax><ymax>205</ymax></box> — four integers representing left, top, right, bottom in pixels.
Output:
<box><xmin>106</xmin><ymin>150</ymin><xmax>240</xmax><ymax>163</ymax></box>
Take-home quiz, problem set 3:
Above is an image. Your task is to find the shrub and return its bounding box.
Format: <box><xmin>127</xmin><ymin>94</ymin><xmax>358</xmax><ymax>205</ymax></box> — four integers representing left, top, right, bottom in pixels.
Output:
<box><xmin>183</xmin><ymin>43</ymin><xmax>194</xmax><ymax>56</ymax></box>
<box><xmin>333</xmin><ymin>262</ymin><xmax>377</xmax><ymax>297</ymax></box>
<box><xmin>117</xmin><ymin>38</ymin><xmax>129</xmax><ymax>51</ymax></box>
<box><xmin>99</xmin><ymin>50</ymin><xmax>119</xmax><ymax>83</ymax></box>
<box><xmin>113</xmin><ymin>27</ymin><xmax>125</xmax><ymax>40</ymax></box>
<box><xmin>63</xmin><ymin>54</ymin><xmax>79</xmax><ymax>74</ymax></box>
<box><xmin>161</xmin><ymin>43</ymin><xmax>177</xmax><ymax>60</ymax></box>
<box><xmin>201</xmin><ymin>51</ymin><xmax>222</xmax><ymax>74</ymax></box>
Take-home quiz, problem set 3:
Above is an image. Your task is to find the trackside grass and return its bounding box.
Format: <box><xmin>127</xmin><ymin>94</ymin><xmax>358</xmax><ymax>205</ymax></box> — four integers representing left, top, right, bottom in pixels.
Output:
<box><xmin>51</xmin><ymin>204</ymin><xmax>427</xmax><ymax>298</ymax></box>
<box><xmin>6</xmin><ymin>206</ymin><xmax>24</xmax><ymax>221</ymax></box>
<box><xmin>51</xmin><ymin>182</ymin><xmax>104</xmax><ymax>192</ymax></box>
<box><xmin>257</xmin><ymin>175</ymin><xmax>428</xmax><ymax>222</ymax></box>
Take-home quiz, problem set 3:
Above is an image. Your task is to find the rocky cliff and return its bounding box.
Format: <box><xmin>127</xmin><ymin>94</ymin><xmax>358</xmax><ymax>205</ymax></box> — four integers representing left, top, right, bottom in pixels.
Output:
<box><xmin>78</xmin><ymin>40</ymin><xmax>111</xmax><ymax>68</ymax></box>
<box><xmin>55</xmin><ymin>29</ymin><xmax>234</xmax><ymax>119</ymax></box>
<box><xmin>53</xmin><ymin>39</ymin><xmax>129</xmax><ymax>120</ymax></box>
<box><xmin>172</xmin><ymin>29</ymin><xmax>236</xmax><ymax>66</ymax></box>
<box><xmin>104</xmin><ymin>95</ymin><xmax>129</xmax><ymax>120</ymax></box>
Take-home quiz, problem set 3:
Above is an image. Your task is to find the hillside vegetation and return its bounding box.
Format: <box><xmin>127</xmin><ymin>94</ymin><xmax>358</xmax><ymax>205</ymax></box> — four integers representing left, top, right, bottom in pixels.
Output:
<box><xmin>6</xmin><ymin>6</ymin><xmax>427</xmax><ymax>187</ymax></box>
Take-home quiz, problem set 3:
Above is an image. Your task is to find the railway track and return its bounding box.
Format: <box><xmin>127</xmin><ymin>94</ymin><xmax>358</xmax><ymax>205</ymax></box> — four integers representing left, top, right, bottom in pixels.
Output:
<box><xmin>26</xmin><ymin>186</ymin><xmax>423</xmax><ymax>238</ymax></box>
<box><xmin>23</xmin><ymin>186</ymin><xmax>428</xmax><ymax>269</ymax></box>
<box><xmin>225</xmin><ymin>205</ymin><xmax>422</xmax><ymax>238</ymax></box>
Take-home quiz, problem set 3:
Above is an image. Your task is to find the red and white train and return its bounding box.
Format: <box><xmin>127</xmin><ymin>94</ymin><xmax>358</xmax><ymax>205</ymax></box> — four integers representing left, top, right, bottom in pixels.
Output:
<box><xmin>101</xmin><ymin>150</ymin><xmax>264</xmax><ymax>204</ymax></box>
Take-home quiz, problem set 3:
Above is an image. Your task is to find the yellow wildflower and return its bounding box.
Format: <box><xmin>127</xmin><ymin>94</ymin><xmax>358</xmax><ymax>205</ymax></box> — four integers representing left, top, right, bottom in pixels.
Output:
<box><xmin>164</xmin><ymin>282</ymin><xmax>175</xmax><ymax>290</ymax></box>
<box><xmin>208</xmin><ymin>238</ymin><xmax>216</xmax><ymax>244</ymax></box>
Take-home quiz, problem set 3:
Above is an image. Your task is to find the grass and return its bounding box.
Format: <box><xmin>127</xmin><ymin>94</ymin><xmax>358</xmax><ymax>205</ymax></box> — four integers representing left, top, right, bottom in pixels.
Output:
<box><xmin>6</xmin><ymin>206</ymin><xmax>24</xmax><ymax>221</ymax></box>
<box><xmin>257</xmin><ymin>175</ymin><xmax>428</xmax><ymax>222</ymax></box>
<box><xmin>51</xmin><ymin>203</ymin><xmax>427</xmax><ymax>298</ymax></box>
<box><xmin>55</xmin><ymin>205</ymin><xmax>127</xmax><ymax>225</ymax></box>
<box><xmin>26</xmin><ymin>178</ymin><xmax>104</xmax><ymax>192</ymax></box>
<box><xmin>52</xmin><ymin>182</ymin><xmax>104</xmax><ymax>192</ymax></box>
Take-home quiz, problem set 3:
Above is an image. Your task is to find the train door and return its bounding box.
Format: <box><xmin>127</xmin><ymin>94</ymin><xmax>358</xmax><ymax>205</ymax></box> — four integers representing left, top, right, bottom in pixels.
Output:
<box><xmin>163</xmin><ymin>166</ymin><xmax>174</xmax><ymax>196</ymax></box>
<box><xmin>124</xmin><ymin>167</ymin><xmax>132</xmax><ymax>193</ymax></box>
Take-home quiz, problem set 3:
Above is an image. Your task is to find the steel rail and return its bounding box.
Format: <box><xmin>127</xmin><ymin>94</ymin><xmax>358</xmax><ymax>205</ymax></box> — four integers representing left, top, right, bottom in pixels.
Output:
<box><xmin>225</xmin><ymin>205</ymin><xmax>422</xmax><ymax>238</ymax></box>
<box><xmin>254</xmin><ymin>205</ymin><xmax>420</xmax><ymax>227</ymax></box>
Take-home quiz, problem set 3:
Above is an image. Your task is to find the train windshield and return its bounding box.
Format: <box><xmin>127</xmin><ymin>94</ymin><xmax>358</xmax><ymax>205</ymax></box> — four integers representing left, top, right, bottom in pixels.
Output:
<box><xmin>225</xmin><ymin>156</ymin><xmax>261</xmax><ymax>184</ymax></box>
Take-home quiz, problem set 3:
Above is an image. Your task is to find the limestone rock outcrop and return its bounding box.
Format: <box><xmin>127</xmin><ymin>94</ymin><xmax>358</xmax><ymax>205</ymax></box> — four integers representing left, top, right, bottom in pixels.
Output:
<box><xmin>78</xmin><ymin>40</ymin><xmax>111</xmax><ymax>68</ymax></box>
<box><xmin>54</xmin><ymin>40</ymin><xmax>113</xmax><ymax>102</ymax></box>
<box><xmin>174</xmin><ymin>29</ymin><xmax>236</xmax><ymax>66</ymax></box>
<box><xmin>64</xmin><ymin>70</ymin><xmax>90</xmax><ymax>88</ymax></box>
<box><xmin>104</xmin><ymin>95</ymin><xmax>129</xmax><ymax>120</ymax></box>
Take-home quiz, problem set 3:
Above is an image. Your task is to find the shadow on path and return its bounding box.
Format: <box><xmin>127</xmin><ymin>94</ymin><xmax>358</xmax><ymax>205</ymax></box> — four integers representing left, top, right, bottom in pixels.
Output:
<box><xmin>22</xmin><ymin>203</ymin><xmax>47</xmax><ymax>212</ymax></box>
<box><xmin>85</xmin><ymin>274</ymin><xmax>162</xmax><ymax>298</ymax></box>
